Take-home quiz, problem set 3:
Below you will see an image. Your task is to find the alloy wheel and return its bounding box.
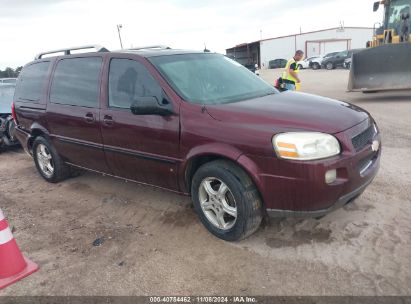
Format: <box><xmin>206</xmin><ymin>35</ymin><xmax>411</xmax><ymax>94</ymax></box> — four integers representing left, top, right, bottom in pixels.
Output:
<box><xmin>198</xmin><ymin>177</ymin><xmax>237</xmax><ymax>230</ymax></box>
<box><xmin>36</xmin><ymin>144</ymin><xmax>54</xmax><ymax>178</ymax></box>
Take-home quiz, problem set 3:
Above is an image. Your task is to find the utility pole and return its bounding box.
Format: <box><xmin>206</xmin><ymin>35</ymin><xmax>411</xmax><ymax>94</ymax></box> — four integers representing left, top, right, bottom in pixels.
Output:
<box><xmin>117</xmin><ymin>24</ymin><xmax>123</xmax><ymax>49</ymax></box>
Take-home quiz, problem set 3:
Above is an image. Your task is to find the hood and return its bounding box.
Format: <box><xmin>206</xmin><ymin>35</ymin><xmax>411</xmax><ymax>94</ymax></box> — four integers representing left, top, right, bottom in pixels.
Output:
<box><xmin>205</xmin><ymin>91</ymin><xmax>369</xmax><ymax>134</ymax></box>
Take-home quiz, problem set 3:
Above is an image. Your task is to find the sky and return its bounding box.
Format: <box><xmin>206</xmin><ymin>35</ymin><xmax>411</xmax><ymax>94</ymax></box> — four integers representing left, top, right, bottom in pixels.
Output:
<box><xmin>0</xmin><ymin>0</ymin><xmax>384</xmax><ymax>69</ymax></box>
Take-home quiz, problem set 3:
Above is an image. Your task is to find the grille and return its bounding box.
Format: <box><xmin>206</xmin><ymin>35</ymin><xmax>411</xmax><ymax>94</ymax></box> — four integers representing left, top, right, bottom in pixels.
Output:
<box><xmin>352</xmin><ymin>124</ymin><xmax>375</xmax><ymax>151</ymax></box>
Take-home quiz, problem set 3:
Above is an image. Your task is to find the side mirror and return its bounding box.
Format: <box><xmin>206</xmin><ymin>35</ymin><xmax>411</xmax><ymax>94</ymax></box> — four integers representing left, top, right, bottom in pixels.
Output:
<box><xmin>130</xmin><ymin>96</ymin><xmax>173</xmax><ymax>116</ymax></box>
<box><xmin>373</xmin><ymin>1</ymin><xmax>380</xmax><ymax>12</ymax></box>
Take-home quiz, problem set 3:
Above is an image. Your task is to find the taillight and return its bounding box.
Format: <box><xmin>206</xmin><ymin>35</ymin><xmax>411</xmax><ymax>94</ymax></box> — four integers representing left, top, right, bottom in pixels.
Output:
<box><xmin>11</xmin><ymin>101</ymin><xmax>18</xmax><ymax>125</ymax></box>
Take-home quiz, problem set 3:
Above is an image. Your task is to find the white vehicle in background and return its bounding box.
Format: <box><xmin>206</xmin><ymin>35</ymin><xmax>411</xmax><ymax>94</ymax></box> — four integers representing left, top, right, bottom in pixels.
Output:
<box><xmin>0</xmin><ymin>83</ymin><xmax>19</xmax><ymax>149</ymax></box>
<box><xmin>297</xmin><ymin>56</ymin><xmax>320</xmax><ymax>69</ymax></box>
<box><xmin>309</xmin><ymin>51</ymin><xmax>342</xmax><ymax>70</ymax></box>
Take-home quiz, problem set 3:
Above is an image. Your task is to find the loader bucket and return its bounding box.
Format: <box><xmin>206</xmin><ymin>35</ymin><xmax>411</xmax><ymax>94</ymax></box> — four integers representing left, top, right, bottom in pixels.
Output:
<box><xmin>348</xmin><ymin>42</ymin><xmax>411</xmax><ymax>92</ymax></box>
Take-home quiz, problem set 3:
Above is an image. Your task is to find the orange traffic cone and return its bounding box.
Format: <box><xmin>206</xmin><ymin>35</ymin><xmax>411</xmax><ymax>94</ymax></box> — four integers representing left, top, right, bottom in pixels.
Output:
<box><xmin>0</xmin><ymin>208</ymin><xmax>39</xmax><ymax>290</ymax></box>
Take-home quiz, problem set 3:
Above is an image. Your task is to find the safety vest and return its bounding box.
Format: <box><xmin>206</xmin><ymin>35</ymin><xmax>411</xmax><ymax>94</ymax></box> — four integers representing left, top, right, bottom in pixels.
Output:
<box><xmin>282</xmin><ymin>58</ymin><xmax>300</xmax><ymax>84</ymax></box>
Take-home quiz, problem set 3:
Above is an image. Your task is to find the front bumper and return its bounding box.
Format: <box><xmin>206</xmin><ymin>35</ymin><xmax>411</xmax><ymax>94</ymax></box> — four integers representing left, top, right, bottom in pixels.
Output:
<box><xmin>266</xmin><ymin>166</ymin><xmax>377</xmax><ymax>218</ymax></box>
<box><xmin>246</xmin><ymin>119</ymin><xmax>381</xmax><ymax>217</ymax></box>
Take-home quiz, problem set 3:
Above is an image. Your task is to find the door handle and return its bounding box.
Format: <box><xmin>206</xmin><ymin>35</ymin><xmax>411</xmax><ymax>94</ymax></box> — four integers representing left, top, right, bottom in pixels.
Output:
<box><xmin>103</xmin><ymin>115</ymin><xmax>114</xmax><ymax>126</ymax></box>
<box><xmin>84</xmin><ymin>113</ymin><xmax>95</xmax><ymax>123</ymax></box>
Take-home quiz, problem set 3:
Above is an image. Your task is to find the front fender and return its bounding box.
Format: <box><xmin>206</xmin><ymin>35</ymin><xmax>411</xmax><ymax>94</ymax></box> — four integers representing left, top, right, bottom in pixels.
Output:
<box><xmin>179</xmin><ymin>144</ymin><xmax>264</xmax><ymax>204</ymax></box>
<box><xmin>185</xmin><ymin>143</ymin><xmax>243</xmax><ymax>162</ymax></box>
<box><xmin>178</xmin><ymin>143</ymin><xmax>243</xmax><ymax>192</ymax></box>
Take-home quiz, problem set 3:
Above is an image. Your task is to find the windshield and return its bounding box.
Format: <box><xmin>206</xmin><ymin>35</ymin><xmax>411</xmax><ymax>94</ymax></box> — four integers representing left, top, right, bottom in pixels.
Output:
<box><xmin>149</xmin><ymin>53</ymin><xmax>277</xmax><ymax>104</ymax></box>
<box><xmin>386</xmin><ymin>0</ymin><xmax>410</xmax><ymax>30</ymax></box>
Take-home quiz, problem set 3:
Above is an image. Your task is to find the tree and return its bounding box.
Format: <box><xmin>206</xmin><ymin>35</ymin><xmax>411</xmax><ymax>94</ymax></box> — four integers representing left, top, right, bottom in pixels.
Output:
<box><xmin>15</xmin><ymin>66</ymin><xmax>23</xmax><ymax>76</ymax></box>
<box><xmin>4</xmin><ymin>67</ymin><xmax>14</xmax><ymax>77</ymax></box>
<box><xmin>0</xmin><ymin>67</ymin><xmax>22</xmax><ymax>78</ymax></box>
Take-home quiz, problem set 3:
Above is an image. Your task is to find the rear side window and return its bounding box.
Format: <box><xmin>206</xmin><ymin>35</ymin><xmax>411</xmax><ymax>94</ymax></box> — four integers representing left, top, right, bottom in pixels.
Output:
<box><xmin>14</xmin><ymin>61</ymin><xmax>50</xmax><ymax>102</ymax></box>
<box><xmin>50</xmin><ymin>57</ymin><xmax>102</xmax><ymax>108</ymax></box>
<box><xmin>108</xmin><ymin>58</ymin><xmax>163</xmax><ymax>109</ymax></box>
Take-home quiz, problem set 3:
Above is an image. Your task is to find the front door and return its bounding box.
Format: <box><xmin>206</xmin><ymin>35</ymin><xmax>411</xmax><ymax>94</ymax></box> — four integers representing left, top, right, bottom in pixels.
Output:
<box><xmin>47</xmin><ymin>56</ymin><xmax>110</xmax><ymax>173</ymax></box>
<box><xmin>100</xmin><ymin>56</ymin><xmax>180</xmax><ymax>191</ymax></box>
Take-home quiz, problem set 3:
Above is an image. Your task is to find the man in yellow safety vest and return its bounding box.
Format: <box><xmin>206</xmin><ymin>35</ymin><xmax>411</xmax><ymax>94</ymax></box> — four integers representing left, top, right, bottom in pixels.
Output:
<box><xmin>281</xmin><ymin>50</ymin><xmax>304</xmax><ymax>91</ymax></box>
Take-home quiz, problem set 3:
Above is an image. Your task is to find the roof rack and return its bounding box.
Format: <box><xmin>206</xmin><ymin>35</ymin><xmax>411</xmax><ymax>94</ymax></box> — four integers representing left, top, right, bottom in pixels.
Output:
<box><xmin>125</xmin><ymin>45</ymin><xmax>171</xmax><ymax>51</ymax></box>
<box><xmin>35</xmin><ymin>45</ymin><xmax>109</xmax><ymax>60</ymax></box>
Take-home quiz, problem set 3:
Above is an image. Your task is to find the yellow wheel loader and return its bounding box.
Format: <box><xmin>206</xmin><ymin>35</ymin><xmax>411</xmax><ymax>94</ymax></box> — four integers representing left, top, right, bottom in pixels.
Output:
<box><xmin>348</xmin><ymin>0</ymin><xmax>411</xmax><ymax>92</ymax></box>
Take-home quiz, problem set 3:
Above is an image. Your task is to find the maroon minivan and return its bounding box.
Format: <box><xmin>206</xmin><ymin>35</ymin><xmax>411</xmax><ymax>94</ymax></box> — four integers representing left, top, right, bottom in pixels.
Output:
<box><xmin>13</xmin><ymin>45</ymin><xmax>381</xmax><ymax>241</ymax></box>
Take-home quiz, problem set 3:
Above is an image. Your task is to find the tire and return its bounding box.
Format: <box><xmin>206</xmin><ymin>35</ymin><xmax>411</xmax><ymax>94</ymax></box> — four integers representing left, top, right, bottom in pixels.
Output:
<box><xmin>33</xmin><ymin>136</ymin><xmax>70</xmax><ymax>183</ymax></box>
<box><xmin>312</xmin><ymin>62</ymin><xmax>320</xmax><ymax>70</ymax></box>
<box><xmin>191</xmin><ymin>160</ymin><xmax>263</xmax><ymax>241</ymax></box>
<box><xmin>298</xmin><ymin>64</ymin><xmax>303</xmax><ymax>69</ymax></box>
<box><xmin>326</xmin><ymin>62</ymin><xmax>334</xmax><ymax>70</ymax></box>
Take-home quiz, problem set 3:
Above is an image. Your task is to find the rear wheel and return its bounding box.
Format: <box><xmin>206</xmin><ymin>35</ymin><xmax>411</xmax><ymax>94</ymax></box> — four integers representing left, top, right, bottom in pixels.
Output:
<box><xmin>191</xmin><ymin>160</ymin><xmax>263</xmax><ymax>241</ymax></box>
<box><xmin>33</xmin><ymin>136</ymin><xmax>70</xmax><ymax>183</ymax></box>
<box><xmin>298</xmin><ymin>64</ymin><xmax>303</xmax><ymax>69</ymax></box>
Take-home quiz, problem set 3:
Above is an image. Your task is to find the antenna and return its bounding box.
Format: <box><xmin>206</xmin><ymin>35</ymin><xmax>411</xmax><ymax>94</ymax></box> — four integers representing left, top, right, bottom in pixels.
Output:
<box><xmin>117</xmin><ymin>24</ymin><xmax>123</xmax><ymax>49</ymax></box>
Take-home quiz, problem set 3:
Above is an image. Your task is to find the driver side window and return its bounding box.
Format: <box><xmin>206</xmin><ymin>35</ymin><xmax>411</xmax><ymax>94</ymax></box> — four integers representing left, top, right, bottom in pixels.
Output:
<box><xmin>108</xmin><ymin>58</ymin><xmax>162</xmax><ymax>109</ymax></box>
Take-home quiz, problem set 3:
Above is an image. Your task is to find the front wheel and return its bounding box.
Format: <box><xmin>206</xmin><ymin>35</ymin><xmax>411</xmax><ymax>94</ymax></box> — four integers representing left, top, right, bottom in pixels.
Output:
<box><xmin>33</xmin><ymin>136</ymin><xmax>70</xmax><ymax>183</ymax></box>
<box><xmin>191</xmin><ymin>160</ymin><xmax>263</xmax><ymax>241</ymax></box>
<box><xmin>326</xmin><ymin>62</ymin><xmax>334</xmax><ymax>70</ymax></box>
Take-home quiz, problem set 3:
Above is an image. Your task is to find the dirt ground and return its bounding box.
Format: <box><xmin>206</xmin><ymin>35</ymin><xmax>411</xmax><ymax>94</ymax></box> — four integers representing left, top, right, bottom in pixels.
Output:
<box><xmin>1</xmin><ymin>69</ymin><xmax>410</xmax><ymax>296</ymax></box>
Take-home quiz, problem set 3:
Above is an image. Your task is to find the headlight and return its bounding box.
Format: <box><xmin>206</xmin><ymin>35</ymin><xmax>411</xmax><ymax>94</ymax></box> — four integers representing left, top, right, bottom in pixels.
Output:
<box><xmin>273</xmin><ymin>132</ymin><xmax>341</xmax><ymax>160</ymax></box>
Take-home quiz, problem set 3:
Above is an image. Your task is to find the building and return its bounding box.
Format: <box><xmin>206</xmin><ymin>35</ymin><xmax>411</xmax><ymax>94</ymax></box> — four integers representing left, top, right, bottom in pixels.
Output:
<box><xmin>226</xmin><ymin>27</ymin><xmax>374</xmax><ymax>69</ymax></box>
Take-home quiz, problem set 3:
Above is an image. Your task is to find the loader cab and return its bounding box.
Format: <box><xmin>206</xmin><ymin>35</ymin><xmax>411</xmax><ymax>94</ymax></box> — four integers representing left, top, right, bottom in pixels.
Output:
<box><xmin>384</xmin><ymin>0</ymin><xmax>410</xmax><ymax>30</ymax></box>
<box><xmin>371</xmin><ymin>0</ymin><xmax>411</xmax><ymax>45</ymax></box>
